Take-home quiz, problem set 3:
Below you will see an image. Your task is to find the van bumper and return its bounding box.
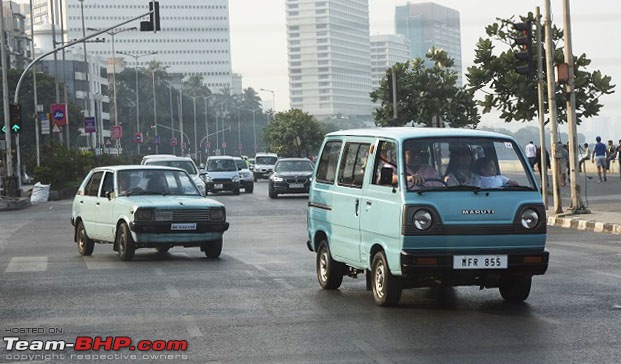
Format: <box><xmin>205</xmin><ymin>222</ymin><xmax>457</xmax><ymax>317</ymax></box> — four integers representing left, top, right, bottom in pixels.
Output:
<box><xmin>400</xmin><ymin>249</ymin><xmax>549</xmax><ymax>287</ymax></box>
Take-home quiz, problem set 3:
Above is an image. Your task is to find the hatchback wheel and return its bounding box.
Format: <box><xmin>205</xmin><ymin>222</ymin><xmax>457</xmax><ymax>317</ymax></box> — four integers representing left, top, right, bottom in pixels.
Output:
<box><xmin>203</xmin><ymin>238</ymin><xmax>223</xmax><ymax>258</ymax></box>
<box><xmin>76</xmin><ymin>221</ymin><xmax>94</xmax><ymax>256</ymax></box>
<box><xmin>116</xmin><ymin>223</ymin><xmax>135</xmax><ymax>261</ymax></box>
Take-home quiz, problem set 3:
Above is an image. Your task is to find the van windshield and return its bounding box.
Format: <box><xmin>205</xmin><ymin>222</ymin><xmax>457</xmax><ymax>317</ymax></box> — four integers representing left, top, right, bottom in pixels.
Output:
<box><xmin>401</xmin><ymin>138</ymin><xmax>537</xmax><ymax>192</ymax></box>
<box><xmin>256</xmin><ymin>156</ymin><xmax>277</xmax><ymax>165</ymax></box>
<box><xmin>147</xmin><ymin>160</ymin><xmax>197</xmax><ymax>175</ymax></box>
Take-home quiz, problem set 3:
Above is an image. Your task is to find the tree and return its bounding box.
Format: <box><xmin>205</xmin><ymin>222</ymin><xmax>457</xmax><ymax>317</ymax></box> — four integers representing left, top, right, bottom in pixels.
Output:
<box><xmin>370</xmin><ymin>47</ymin><xmax>480</xmax><ymax>128</ymax></box>
<box><xmin>263</xmin><ymin>109</ymin><xmax>325</xmax><ymax>157</ymax></box>
<box><xmin>466</xmin><ymin>15</ymin><xmax>615</xmax><ymax>125</ymax></box>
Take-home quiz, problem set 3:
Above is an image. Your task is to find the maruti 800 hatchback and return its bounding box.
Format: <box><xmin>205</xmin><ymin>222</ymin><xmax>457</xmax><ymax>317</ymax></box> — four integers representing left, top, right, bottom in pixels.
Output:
<box><xmin>307</xmin><ymin>128</ymin><xmax>549</xmax><ymax>306</ymax></box>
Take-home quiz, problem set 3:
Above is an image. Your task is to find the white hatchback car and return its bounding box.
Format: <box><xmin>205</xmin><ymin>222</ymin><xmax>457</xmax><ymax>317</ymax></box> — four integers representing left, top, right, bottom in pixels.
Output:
<box><xmin>141</xmin><ymin>155</ymin><xmax>206</xmax><ymax>196</ymax></box>
<box><xmin>71</xmin><ymin>165</ymin><xmax>229</xmax><ymax>261</ymax></box>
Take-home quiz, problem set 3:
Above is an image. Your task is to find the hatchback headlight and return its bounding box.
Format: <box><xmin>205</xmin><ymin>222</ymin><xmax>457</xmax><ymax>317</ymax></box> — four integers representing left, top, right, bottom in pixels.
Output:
<box><xmin>520</xmin><ymin>208</ymin><xmax>539</xmax><ymax>229</ymax></box>
<box><xmin>154</xmin><ymin>210</ymin><xmax>173</xmax><ymax>221</ymax></box>
<box><xmin>412</xmin><ymin>209</ymin><xmax>433</xmax><ymax>231</ymax></box>
<box><xmin>210</xmin><ymin>208</ymin><xmax>225</xmax><ymax>221</ymax></box>
<box><xmin>134</xmin><ymin>208</ymin><xmax>154</xmax><ymax>222</ymax></box>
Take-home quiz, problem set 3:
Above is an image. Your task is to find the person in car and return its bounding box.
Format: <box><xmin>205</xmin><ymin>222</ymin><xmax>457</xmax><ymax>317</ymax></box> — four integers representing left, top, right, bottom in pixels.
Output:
<box><xmin>444</xmin><ymin>146</ymin><xmax>481</xmax><ymax>187</ymax></box>
<box><xmin>404</xmin><ymin>147</ymin><xmax>442</xmax><ymax>189</ymax></box>
<box><xmin>147</xmin><ymin>174</ymin><xmax>168</xmax><ymax>194</ymax></box>
<box><xmin>476</xmin><ymin>157</ymin><xmax>518</xmax><ymax>188</ymax></box>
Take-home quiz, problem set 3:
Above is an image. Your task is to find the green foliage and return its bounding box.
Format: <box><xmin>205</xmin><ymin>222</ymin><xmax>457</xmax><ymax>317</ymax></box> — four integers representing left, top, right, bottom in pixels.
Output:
<box><xmin>466</xmin><ymin>14</ymin><xmax>615</xmax><ymax>125</ymax></box>
<box><xmin>370</xmin><ymin>47</ymin><xmax>480</xmax><ymax>128</ymax></box>
<box><xmin>263</xmin><ymin>109</ymin><xmax>325</xmax><ymax>157</ymax></box>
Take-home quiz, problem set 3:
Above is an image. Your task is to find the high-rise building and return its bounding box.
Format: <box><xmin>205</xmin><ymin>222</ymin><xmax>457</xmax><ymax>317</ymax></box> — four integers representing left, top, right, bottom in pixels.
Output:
<box><xmin>370</xmin><ymin>34</ymin><xmax>410</xmax><ymax>90</ymax></box>
<box><xmin>395</xmin><ymin>2</ymin><xmax>462</xmax><ymax>85</ymax></box>
<box><xmin>30</xmin><ymin>0</ymin><xmax>233</xmax><ymax>93</ymax></box>
<box><xmin>286</xmin><ymin>0</ymin><xmax>372</xmax><ymax>118</ymax></box>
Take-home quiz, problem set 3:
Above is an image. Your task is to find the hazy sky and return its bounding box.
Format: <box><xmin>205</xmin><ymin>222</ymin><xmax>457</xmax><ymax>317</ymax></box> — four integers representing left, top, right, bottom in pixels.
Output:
<box><xmin>229</xmin><ymin>0</ymin><xmax>621</xmax><ymax>136</ymax></box>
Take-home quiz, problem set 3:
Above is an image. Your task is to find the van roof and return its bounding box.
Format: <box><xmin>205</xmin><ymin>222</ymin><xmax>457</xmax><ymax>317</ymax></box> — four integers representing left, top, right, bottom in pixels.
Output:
<box><xmin>326</xmin><ymin>127</ymin><xmax>512</xmax><ymax>141</ymax></box>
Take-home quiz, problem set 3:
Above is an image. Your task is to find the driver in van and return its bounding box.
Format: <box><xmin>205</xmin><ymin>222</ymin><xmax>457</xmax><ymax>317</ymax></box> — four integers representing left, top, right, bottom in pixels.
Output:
<box><xmin>404</xmin><ymin>147</ymin><xmax>442</xmax><ymax>189</ymax></box>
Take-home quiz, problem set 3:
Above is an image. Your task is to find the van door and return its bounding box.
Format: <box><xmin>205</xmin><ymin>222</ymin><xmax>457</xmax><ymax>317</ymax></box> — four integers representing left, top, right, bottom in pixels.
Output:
<box><xmin>359</xmin><ymin>140</ymin><xmax>403</xmax><ymax>269</ymax></box>
<box><xmin>328</xmin><ymin>141</ymin><xmax>370</xmax><ymax>265</ymax></box>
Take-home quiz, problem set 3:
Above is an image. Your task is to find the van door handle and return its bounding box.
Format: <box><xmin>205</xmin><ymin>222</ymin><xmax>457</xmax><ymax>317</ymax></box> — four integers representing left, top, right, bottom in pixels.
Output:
<box><xmin>355</xmin><ymin>199</ymin><xmax>360</xmax><ymax>217</ymax></box>
<box><xmin>366</xmin><ymin>201</ymin><xmax>372</xmax><ymax>207</ymax></box>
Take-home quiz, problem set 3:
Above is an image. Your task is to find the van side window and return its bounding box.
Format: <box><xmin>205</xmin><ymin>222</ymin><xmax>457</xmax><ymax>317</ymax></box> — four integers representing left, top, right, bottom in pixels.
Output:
<box><xmin>315</xmin><ymin>141</ymin><xmax>342</xmax><ymax>184</ymax></box>
<box><xmin>372</xmin><ymin>141</ymin><xmax>398</xmax><ymax>186</ymax></box>
<box><xmin>338</xmin><ymin>142</ymin><xmax>370</xmax><ymax>188</ymax></box>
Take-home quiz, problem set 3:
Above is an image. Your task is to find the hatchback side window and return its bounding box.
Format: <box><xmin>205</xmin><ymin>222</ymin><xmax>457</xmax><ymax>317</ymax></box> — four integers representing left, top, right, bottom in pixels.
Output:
<box><xmin>85</xmin><ymin>171</ymin><xmax>104</xmax><ymax>197</ymax></box>
<box><xmin>315</xmin><ymin>141</ymin><xmax>342</xmax><ymax>184</ymax></box>
<box><xmin>100</xmin><ymin>172</ymin><xmax>114</xmax><ymax>197</ymax></box>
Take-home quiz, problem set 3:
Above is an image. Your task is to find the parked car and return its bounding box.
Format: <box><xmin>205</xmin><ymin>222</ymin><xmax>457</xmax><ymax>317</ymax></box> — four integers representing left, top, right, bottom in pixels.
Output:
<box><xmin>268</xmin><ymin>158</ymin><xmax>314</xmax><ymax>198</ymax></box>
<box><xmin>141</xmin><ymin>155</ymin><xmax>206</xmax><ymax>196</ymax></box>
<box><xmin>253</xmin><ymin>152</ymin><xmax>278</xmax><ymax>181</ymax></box>
<box><xmin>71</xmin><ymin>165</ymin><xmax>229</xmax><ymax>261</ymax></box>
<box><xmin>233</xmin><ymin>156</ymin><xmax>254</xmax><ymax>193</ymax></box>
<box><xmin>202</xmin><ymin>156</ymin><xmax>241</xmax><ymax>195</ymax></box>
<box><xmin>307</xmin><ymin>127</ymin><xmax>549</xmax><ymax>306</ymax></box>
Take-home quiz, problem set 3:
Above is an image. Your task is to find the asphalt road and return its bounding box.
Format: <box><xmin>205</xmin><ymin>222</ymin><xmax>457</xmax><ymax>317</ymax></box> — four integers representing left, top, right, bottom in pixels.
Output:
<box><xmin>1</xmin><ymin>181</ymin><xmax>620</xmax><ymax>363</ymax></box>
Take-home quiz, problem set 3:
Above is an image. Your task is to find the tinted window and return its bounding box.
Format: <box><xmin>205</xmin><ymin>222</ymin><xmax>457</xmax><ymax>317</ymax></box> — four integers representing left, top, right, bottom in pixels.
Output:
<box><xmin>315</xmin><ymin>140</ymin><xmax>342</xmax><ymax>184</ymax></box>
<box><xmin>85</xmin><ymin>171</ymin><xmax>103</xmax><ymax>197</ymax></box>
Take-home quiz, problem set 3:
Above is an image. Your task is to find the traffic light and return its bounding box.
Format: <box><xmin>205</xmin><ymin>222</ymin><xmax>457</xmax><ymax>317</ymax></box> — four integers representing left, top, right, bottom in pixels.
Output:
<box><xmin>140</xmin><ymin>1</ymin><xmax>160</xmax><ymax>32</ymax></box>
<box><xmin>1</xmin><ymin>103</ymin><xmax>22</xmax><ymax>134</ymax></box>
<box><xmin>513</xmin><ymin>21</ymin><xmax>533</xmax><ymax>77</ymax></box>
<box><xmin>386</xmin><ymin>72</ymin><xmax>394</xmax><ymax>103</ymax></box>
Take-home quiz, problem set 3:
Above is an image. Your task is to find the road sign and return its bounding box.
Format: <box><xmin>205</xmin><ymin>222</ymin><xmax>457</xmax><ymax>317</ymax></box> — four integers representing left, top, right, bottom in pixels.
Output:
<box><xmin>154</xmin><ymin>135</ymin><xmax>160</xmax><ymax>144</ymax></box>
<box><xmin>52</xmin><ymin>124</ymin><xmax>61</xmax><ymax>133</ymax></box>
<box><xmin>84</xmin><ymin>117</ymin><xmax>96</xmax><ymax>133</ymax></box>
<box><xmin>111</xmin><ymin>125</ymin><xmax>122</xmax><ymax>139</ymax></box>
<box><xmin>170</xmin><ymin>137</ymin><xmax>177</xmax><ymax>146</ymax></box>
<box><xmin>40</xmin><ymin>117</ymin><xmax>50</xmax><ymax>135</ymax></box>
<box><xmin>134</xmin><ymin>132</ymin><xmax>143</xmax><ymax>143</ymax></box>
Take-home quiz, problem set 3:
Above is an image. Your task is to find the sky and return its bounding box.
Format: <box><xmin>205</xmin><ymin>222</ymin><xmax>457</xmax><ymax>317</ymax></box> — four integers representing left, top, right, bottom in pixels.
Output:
<box><xmin>228</xmin><ymin>0</ymin><xmax>621</xmax><ymax>139</ymax></box>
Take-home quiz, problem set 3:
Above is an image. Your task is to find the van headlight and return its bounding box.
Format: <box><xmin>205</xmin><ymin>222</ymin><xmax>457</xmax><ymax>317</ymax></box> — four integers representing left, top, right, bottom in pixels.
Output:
<box><xmin>412</xmin><ymin>209</ymin><xmax>433</xmax><ymax>231</ymax></box>
<box><xmin>520</xmin><ymin>208</ymin><xmax>539</xmax><ymax>229</ymax></box>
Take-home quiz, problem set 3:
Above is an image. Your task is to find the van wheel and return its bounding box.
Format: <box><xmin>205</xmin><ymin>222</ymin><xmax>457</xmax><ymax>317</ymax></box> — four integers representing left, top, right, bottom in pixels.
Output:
<box><xmin>316</xmin><ymin>240</ymin><xmax>344</xmax><ymax>289</ymax></box>
<box><xmin>116</xmin><ymin>223</ymin><xmax>135</xmax><ymax>261</ymax></box>
<box><xmin>499</xmin><ymin>275</ymin><xmax>532</xmax><ymax>303</ymax></box>
<box><xmin>76</xmin><ymin>221</ymin><xmax>94</xmax><ymax>256</ymax></box>
<box><xmin>371</xmin><ymin>251</ymin><xmax>402</xmax><ymax>306</ymax></box>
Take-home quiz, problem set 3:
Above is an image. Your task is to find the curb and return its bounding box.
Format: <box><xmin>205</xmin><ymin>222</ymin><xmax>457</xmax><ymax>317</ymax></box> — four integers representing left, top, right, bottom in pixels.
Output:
<box><xmin>547</xmin><ymin>215</ymin><xmax>621</xmax><ymax>235</ymax></box>
<box><xmin>0</xmin><ymin>197</ymin><xmax>31</xmax><ymax>211</ymax></box>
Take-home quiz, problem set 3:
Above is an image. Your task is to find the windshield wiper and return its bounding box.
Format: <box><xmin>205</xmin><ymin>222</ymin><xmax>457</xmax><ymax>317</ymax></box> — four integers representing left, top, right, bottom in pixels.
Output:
<box><xmin>445</xmin><ymin>185</ymin><xmax>481</xmax><ymax>192</ymax></box>
<box><xmin>500</xmin><ymin>185</ymin><xmax>536</xmax><ymax>191</ymax></box>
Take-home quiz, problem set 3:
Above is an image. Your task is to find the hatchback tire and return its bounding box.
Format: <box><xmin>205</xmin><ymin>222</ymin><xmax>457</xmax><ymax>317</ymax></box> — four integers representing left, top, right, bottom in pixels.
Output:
<box><xmin>76</xmin><ymin>221</ymin><xmax>94</xmax><ymax>256</ymax></box>
<box><xmin>116</xmin><ymin>223</ymin><xmax>135</xmax><ymax>261</ymax></box>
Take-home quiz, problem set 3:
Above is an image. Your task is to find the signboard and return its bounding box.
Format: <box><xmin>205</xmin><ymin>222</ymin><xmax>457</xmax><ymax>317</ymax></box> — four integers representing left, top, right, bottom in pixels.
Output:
<box><xmin>170</xmin><ymin>137</ymin><xmax>177</xmax><ymax>146</ymax></box>
<box><xmin>111</xmin><ymin>125</ymin><xmax>122</xmax><ymax>139</ymax></box>
<box><xmin>134</xmin><ymin>132</ymin><xmax>143</xmax><ymax>143</ymax></box>
<box><xmin>40</xmin><ymin>114</ymin><xmax>50</xmax><ymax>135</ymax></box>
<box><xmin>154</xmin><ymin>135</ymin><xmax>160</xmax><ymax>144</ymax></box>
<box><xmin>50</xmin><ymin>104</ymin><xmax>67</xmax><ymax>126</ymax></box>
<box><xmin>84</xmin><ymin>117</ymin><xmax>96</xmax><ymax>134</ymax></box>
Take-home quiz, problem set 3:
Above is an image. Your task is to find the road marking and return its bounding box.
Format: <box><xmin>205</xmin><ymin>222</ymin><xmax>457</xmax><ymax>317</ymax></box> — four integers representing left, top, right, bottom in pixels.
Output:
<box><xmin>5</xmin><ymin>256</ymin><xmax>47</xmax><ymax>272</ymax></box>
<box><xmin>182</xmin><ymin>316</ymin><xmax>203</xmax><ymax>337</ymax></box>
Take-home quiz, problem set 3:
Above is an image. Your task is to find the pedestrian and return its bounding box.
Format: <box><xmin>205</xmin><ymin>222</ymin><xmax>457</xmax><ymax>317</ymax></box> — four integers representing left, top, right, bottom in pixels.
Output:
<box><xmin>617</xmin><ymin>139</ymin><xmax>621</xmax><ymax>179</ymax></box>
<box><xmin>534</xmin><ymin>145</ymin><xmax>550</xmax><ymax>185</ymax></box>
<box><xmin>555</xmin><ymin>141</ymin><xmax>568</xmax><ymax>187</ymax></box>
<box><xmin>525</xmin><ymin>141</ymin><xmax>537</xmax><ymax>167</ymax></box>
<box><xmin>591</xmin><ymin>136</ymin><xmax>607</xmax><ymax>182</ymax></box>
<box><xmin>578</xmin><ymin>142</ymin><xmax>590</xmax><ymax>173</ymax></box>
<box><xmin>606</xmin><ymin>140</ymin><xmax>616</xmax><ymax>172</ymax></box>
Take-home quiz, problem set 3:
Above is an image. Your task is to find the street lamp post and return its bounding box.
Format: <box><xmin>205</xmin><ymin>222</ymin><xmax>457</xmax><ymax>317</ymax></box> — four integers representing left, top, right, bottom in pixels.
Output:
<box><xmin>260</xmin><ymin>88</ymin><xmax>276</xmax><ymax>114</ymax></box>
<box><xmin>191</xmin><ymin>96</ymin><xmax>198</xmax><ymax>160</ymax></box>
<box><xmin>251</xmin><ymin>108</ymin><xmax>261</xmax><ymax>155</ymax></box>
<box><xmin>203</xmin><ymin>96</ymin><xmax>210</xmax><ymax>161</ymax></box>
<box><xmin>152</xmin><ymin>69</ymin><xmax>158</xmax><ymax>153</ymax></box>
<box><xmin>88</xmin><ymin>27</ymin><xmax>137</xmax><ymax>152</ymax></box>
<box><xmin>117</xmin><ymin>51</ymin><xmax>158</xmax><ymax>154</ymax></box>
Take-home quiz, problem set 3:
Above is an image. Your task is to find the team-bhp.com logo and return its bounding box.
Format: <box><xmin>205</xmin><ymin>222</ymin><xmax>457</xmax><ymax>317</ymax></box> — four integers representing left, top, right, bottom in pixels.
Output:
<box><xmin>4</xmin><ymin>336</ymin><xmax>188</xmax><ymax>361</ymax></box>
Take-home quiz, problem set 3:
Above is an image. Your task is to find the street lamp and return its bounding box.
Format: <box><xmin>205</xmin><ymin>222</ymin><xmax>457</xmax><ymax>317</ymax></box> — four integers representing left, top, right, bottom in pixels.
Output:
<box><xmin>191</xmin><ymin>96</ymin><xmax>198</xmax><ymax>160</ymax></box>
<box><xmin>251</xmin><ymin>108</ymin><xmax>261</xmax><ymax>155</ymax></box>
<box><xmin>260</xmin><ymin>88</ymin><xmax>276</xmax><ymax>121</ymax></box>
<box><xmin>88</xmin><ymin>26</ymin><xmax>137</xmax><ymax>153</ymax></box>
<box><xmin>117</xmin><ymin>51</ymin><xmax>158</xmax><ymax>154</ymax></box>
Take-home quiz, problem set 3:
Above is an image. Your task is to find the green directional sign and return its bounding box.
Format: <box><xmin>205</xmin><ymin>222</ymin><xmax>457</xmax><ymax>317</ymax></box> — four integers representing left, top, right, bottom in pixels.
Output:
<box><xmin>2</xmin><ymin>103</ymin><xmax>22</xmax><ymax>134</ymax></box>
<box><xmin>11</xmin><ymin>124</ymin><xmax>20</xmax><ymax>133</ymax></box>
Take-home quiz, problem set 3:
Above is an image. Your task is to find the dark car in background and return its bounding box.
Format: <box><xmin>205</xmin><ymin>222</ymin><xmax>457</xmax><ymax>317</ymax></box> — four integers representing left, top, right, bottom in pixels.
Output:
<box><xmin>268</xmin><ymin>158</ymin><xmax>315</xmax><ymax>198</ymax></box>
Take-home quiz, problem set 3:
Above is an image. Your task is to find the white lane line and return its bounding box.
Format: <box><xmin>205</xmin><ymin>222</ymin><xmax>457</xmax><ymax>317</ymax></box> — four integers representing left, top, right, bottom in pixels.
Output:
<box><xmin>182</xmin><ymin>316</ymin><xmax>203</xmax><ymax>337</ymax></box>
<box><xmin>5</xmin><ymin>256</ymin><xmax>48</xmax><ymax>272</ymax></box>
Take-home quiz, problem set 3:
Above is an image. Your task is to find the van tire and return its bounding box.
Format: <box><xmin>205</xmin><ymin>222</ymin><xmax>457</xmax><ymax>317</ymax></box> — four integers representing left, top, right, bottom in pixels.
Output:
<box><xmin>371</xmin><ymin>251</ymin><xmax>402</xmax><ymax>306</ymax></box>
<box><xmin>316</xmin><ymin>240</ymin><xmax>344</xmax><ymax>289</ymax></box>
<box><xmin>499</xmin><ymin>275</ymin><xmax>532</xmax><ymax>303</ymax></box>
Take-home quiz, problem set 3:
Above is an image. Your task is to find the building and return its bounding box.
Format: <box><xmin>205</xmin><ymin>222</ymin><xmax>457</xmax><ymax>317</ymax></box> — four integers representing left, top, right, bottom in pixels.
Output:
<box><xmin>370</xmin><ymin>34</ymin><xmax>410</xmax><ymax>90</ymax></box>
<box><xmin>286</xmin><ymin>0</ymin><xmax>373</xmax><ymax>118</ymax></box>
<box><xmin>3</xmin><ymin>1</ymin><xmax>31</xmax><ymax>69</ymax></box>
<box><xmin>395</xmin><ymin>2</ymin><xmax>462</xmax><ymax>85</ymax></box>
<box><xmin>29</xmin><ymin>0</ymin><xmax>233</xmax><ymax>93</ymax></box>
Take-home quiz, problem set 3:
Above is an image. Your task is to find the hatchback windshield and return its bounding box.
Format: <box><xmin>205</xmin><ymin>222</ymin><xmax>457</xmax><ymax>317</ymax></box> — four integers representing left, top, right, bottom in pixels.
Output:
<box><xmin>117</xmin><ymin>169</ymin><xmax>200</xmax><ymax>196</ymax></box>
<box><xmin>207</xmin><ymin>159</ymin><xmax>237</xmax><ymax>172</ymax></box>
<box><xmin>147</xmin><ymin>160</ymin><xmax>197</xmax><ymax>175</ymax></box>
<box><xmin>398</xmin><ymin>138</ymin><xmax>537</xmax><ymax>191</ymax></box>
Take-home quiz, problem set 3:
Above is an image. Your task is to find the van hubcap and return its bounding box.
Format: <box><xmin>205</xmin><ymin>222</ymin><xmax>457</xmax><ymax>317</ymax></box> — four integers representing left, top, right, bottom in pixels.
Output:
<box><xmin>374</xmin><ymin>261</ymin><xmax>385</xmax><ymax>298</ymax></box>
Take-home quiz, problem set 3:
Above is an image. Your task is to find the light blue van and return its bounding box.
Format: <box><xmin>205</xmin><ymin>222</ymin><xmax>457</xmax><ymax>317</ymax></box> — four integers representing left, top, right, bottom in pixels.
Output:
<box><xmin>307</xmin><ymin>128</ymin><xmax>549</xmax><ymax>306</ymax></box>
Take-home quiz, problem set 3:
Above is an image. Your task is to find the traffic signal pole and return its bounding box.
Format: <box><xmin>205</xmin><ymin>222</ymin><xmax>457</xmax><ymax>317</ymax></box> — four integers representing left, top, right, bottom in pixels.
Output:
<box><xmin>0</xmin><ymin>0</ymin><xmax>13</xmax><ymax>184</ymax></box>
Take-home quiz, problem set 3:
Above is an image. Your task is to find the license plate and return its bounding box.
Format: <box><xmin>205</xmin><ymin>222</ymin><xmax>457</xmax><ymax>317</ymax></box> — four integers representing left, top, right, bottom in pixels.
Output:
<box><xmin>171</xmin><ymin>223</ymin><xmax>197</xmax><ymax>231</ymax></box>
<box><xmin>289</xmin><ymin>183</ymin><xmax>304</xmax><ymax>189</ymax></box>
<box><xmin>214</xmin><ymin>184</ymin><xmax>223</xmax><ymax>189</ymax></box>
<box><xmin>453</xmin><ymin>255</ymin><xmax>507</xmax><ymax>269</ymax></box>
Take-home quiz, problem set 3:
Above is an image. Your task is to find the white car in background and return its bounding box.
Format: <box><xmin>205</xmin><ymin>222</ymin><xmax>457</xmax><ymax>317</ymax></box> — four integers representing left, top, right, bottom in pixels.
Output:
<box><xmin>141</xmin><ymin>155</ymin><xmax>206</xmax><ymax>196</ymax></box>
<box><xmin>232</xmin><ymin>156</ymin><xmax>254</xmax><ymax>193</ymax></box>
